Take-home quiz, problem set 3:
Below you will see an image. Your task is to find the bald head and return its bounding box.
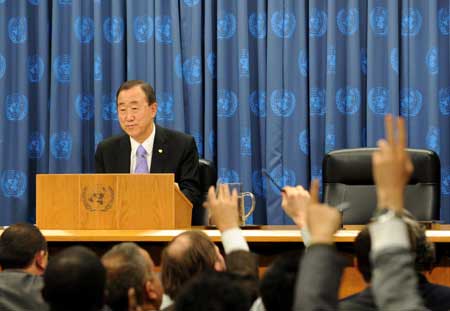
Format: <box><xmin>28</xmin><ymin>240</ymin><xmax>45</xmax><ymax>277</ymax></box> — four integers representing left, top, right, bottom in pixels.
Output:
<box><xmin>102</xmin><ymin>242</ymin><xmax>161</xmax><ymax>311</ymax></box>
<box><xmin>161</xmin><ymin>231</ymin><xmax>223</xmax><ymax>300</ymax></box>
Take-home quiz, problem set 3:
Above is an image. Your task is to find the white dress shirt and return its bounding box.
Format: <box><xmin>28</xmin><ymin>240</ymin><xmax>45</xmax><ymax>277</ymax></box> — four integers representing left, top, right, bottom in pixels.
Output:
<box><xmin>129</xmin><ymin>124</ymin><xmax>156</xmax><ymax>173</ymax></box>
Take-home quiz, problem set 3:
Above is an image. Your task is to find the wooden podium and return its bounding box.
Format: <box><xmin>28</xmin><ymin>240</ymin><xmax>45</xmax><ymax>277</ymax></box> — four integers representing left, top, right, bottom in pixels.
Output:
<box><xmin>36</xmin><ymin>174</ymin><xmax>192</xmax><ymax>230</ymax></box>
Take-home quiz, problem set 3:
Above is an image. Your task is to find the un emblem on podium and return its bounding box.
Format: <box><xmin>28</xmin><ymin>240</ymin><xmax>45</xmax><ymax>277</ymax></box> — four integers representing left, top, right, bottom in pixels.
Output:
<box><xmin>82</xmin><ymin>185</ymin><xmax>114</xmax><ymax>212</ymax></box>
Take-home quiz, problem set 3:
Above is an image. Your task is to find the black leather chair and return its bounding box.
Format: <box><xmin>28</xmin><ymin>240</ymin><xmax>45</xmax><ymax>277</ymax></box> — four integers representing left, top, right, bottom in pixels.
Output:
<box><xmin>322</xmin><ymin>148</ymin><xmax>440</xmax><ymax>224</ymax></box>
<box><xmin>191</xmin><ymin>159</ymin><xmax>217</xmax><ymax>225</ymax></box>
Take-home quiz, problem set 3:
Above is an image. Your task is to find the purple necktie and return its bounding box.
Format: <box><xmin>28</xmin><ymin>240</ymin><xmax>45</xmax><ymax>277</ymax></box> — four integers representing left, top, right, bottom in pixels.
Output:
<box><xmin>134</xmin><ymin>145</ymin><xmax>148</xmax><ymax>173</ymax></box>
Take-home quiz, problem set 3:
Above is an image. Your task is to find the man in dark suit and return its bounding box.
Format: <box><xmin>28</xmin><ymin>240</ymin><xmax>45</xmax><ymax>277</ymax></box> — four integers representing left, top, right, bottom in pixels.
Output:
<box><xmin>95</xmin><ymin>80</ymin><xmax>201</xmax><ymax>208</ymax></box>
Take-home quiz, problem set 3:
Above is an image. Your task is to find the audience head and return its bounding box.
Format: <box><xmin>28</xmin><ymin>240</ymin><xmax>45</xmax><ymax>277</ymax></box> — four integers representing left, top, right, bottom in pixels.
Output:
<box><xmin>356</xmin><ymin>212</ymin><xmax>435</xmax><ymax>283</ymax></box>
<box><xmin>175</xmin><ymin>271</ymin><xmax>252</xmax><ymax>311</ymax></box>
<box><xmin>260</xmin><ymin>251</ymin><xmax>303</xmax><ymax>311</ymax></box>
<box><xmin>161</xmin><ymin>230</ymin><xmax>225</xmax><ymax>300</ymax></box>
<box><xmin>101</xmin><ymin>242</ymin><xmax>163</xmax><ymax>311</ymax></box>
<box><xmin>42</xmin><ymin>246</ymin><xmax>106</xmax><ymax>311</ymax></box>
<box><xmin>0</xmin><ymin>223</ymin><xmax>47</xmax><ymax>274</ymax></box>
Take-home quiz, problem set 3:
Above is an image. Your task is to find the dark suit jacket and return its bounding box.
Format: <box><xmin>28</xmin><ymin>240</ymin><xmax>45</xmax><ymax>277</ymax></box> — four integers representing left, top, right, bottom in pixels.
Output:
<box><xmin>94</xmin><ymin>125</ymin><xmax>201</xmax><ymax>207</ymax></box>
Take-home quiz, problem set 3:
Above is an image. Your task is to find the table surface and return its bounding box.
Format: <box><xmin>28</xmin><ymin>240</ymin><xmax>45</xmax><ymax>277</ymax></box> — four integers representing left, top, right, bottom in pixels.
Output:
<box><xmin>4</xmin><ymin>224</ymin><xmax>449</xmax><ymax>243</ymax></box>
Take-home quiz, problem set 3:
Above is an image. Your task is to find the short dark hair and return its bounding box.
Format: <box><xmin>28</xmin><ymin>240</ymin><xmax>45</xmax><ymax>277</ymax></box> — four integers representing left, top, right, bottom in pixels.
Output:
<box><xmin>260</xmin><ymin>251</ymin><xmax>303</xmax><ymax>311</ymax></box>
<box><xmin>0</xmin><ymin>223</ymin><xmax>47</xmax><ymax>270</ymax></box>
<box><xmin>355</xmin><ymin>214</ymin><xmax>436</xmax><ymax>282</ymax></box>
<box><xmin>42</xmin><ymin>246</ymin><xmax>106</xmax><ymax>311</ymax></box>
<box><xmin>175</xmin><ymin>271</ymin><xmax>252</xmax><ymax>311</ymax></box>
<box><xmin>116</xmin><ymin>80</ymin><xmax>156</xmax><ymax>105</ymax></box>
<box><xmin>161</xmin><ymin>231</ymin><xmax>218</xmax><ymax>300</ymax></box>
<box><xmin>101</xmin><ymin>242</ymin><xmax>150</xmax><ymax>311</ymax></box>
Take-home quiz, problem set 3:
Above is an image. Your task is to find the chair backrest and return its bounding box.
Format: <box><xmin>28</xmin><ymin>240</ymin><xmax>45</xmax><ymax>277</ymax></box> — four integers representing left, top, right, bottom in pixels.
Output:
<box><xmin>192</xmin><ymin>159</ymin><xmax>217</xmax><ymax>225</ymax></box>
<box><xmin>322</xmin><ymin>148</ymin><xmax>440</xmax><ymax>224</ymax></box>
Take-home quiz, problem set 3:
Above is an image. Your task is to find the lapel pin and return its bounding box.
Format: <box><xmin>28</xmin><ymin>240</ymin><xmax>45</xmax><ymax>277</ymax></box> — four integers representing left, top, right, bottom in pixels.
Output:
<box><xmin>158</xmin><ymin>149</ymin><xmax>163</xmax><ymax>154</ymax></box>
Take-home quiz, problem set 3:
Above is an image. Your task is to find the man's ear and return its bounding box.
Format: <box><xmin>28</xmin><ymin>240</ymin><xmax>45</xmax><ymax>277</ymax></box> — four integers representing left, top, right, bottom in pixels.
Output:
<box><xmin>35</xmin><ymin>250</ymin><xmax>48</xmax><ymax>271</ymax></box>
<box><xmin>150</xmin><ymin>102</ymin><xmax>158</xmax><ymax>118</ymax></box>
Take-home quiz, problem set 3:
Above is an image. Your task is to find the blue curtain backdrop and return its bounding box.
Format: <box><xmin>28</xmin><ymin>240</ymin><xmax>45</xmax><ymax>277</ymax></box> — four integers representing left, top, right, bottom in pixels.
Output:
<box><xmin>1</xmin><ymin>0</ymin><xmax>450</xmax><ymax>225</ymax></box>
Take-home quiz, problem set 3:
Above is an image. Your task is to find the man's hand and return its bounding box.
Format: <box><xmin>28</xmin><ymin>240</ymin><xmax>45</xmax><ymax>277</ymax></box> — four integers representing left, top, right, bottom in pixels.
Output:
<box><xmin>306</xmin><ymin>180</ymin><xmax>341</xmax><ymax>245</ymax></box>
<box><xmin>372</xmin><ymin>115</ymin><xmax>413</xmax><ymax>213</ymax></box>
<box><xmin>281</xmin><ymin>185</ymin><xmax>310</xmax><ymax>228</ymax></box>
<box><xmin>203</xmin><ymin>184</ymin><xmax>239</xmax><ymax>232</ymax></box>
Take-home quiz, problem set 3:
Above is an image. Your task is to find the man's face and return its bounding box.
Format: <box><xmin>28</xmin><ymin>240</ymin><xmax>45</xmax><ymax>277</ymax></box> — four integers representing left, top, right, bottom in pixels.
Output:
<box><xmin>117</xmin><ymin>86</ymin><xmax>157</xmax><ymax>143</ymax></box>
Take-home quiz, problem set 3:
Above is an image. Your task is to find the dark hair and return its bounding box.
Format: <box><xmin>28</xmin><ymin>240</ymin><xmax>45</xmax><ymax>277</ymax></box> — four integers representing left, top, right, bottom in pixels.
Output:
<box><xmin>355</xmin><ymin>214</ymin><xmax>436</xmax><ymax>282</ymax></box>
<box><xmin>175</xmin><ymin>271</ymin><xmax>252</xmax><ymax>311</ymax></box>
<box><xmin>225</xmin><ymin>250</ymin><xmax>260</xmax><ymax>302</ymax></box>
<box><xmin>161</xmin><ymin>231</ymin><xmax>218</xmax><ymax>300</ymax></box>
<box><xmin>42</xmin><ymin>246</ymin><xmax>106</xmax><ymax>311</ymax></box>
<box><xmin>0</xmin><ymin>223</ymin><xmax>47</xmax><ymax>270</ymax></box>
<box><xmin>260</xmin><ymin>251</ymin><xmax>303</xmax><ymax>311</ymax></box>
<box><xmin>116</xmin><ymin>80</ymin><xmax>156</xmax><ymax>105</ymax></box>
<box><xmin>101</xmin><ymin>242</ymin><xmax>150</xmax><ymax>311</ymax></box>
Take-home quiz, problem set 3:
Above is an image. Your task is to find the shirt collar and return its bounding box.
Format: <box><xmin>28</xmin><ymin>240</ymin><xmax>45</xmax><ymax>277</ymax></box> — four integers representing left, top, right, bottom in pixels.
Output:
<box><xmin>130</xmin><ymin>123</ymin><xmax>156</xmax><ymax>155</ymax></box>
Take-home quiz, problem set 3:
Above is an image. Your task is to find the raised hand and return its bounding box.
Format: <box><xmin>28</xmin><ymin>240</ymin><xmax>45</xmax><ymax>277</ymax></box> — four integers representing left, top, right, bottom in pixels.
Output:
<box><xmin>305</xmin><ymin>180</ymin><xmax>341</xmax><ymax>245</ymax></box>
<box><xmin>372</xmin><ymin>114</ymin><xmax>413</xmax><ymax>213</ymax></box>
<box><xmin>203</xmin><ymin>184</ymin><xmax>239</xmax><ymax>232</ymax></box>
<box><xmin>281</xmin><ymin>185</ymin><xmax>310</xmax><ymax>228</ymax></box>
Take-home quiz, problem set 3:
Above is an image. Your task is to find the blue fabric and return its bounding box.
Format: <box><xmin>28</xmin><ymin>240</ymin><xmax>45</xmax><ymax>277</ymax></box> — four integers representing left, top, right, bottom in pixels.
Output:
<box><xmin>1</xmin><ymin>0</ymin><xmax>450</xmax><ymax>225</ymax></box>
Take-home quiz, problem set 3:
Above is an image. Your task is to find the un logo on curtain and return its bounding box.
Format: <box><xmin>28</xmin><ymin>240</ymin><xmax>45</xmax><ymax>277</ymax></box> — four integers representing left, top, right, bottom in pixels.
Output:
<box><xmin>155</xmin><ymin>16</ymin><xmax>172</xmax><ymax>44</ymax></box>
<box><xmin>240</xmin><ymin>128</ymin><xmax>251</xmax><ymax>156</ymax></box>
<box><xmin>75</xmin><ymin>95</ymin><xmax>95</xmax><ymax>120</ymax></box>
<box><xmin>50</xmin><ymin>132</ymin><xmax>72</xmax><ymax>160</ymax></box>
<box><xmin>1</xmin><ymin>170</ymin><xmax>27</xmax><ymax>198</ymax></box>
<box><xmin>156</xmin><ymin>92</ymin><xmax>174</xmax><ymax>121</ymax></box>
<box><xmin>439</xmin><ymin>88</ymin><xmax>450</xmax><ymax>115</ymax></box>
<box><xmin>271</xmin><ymin>11</ymin><xmax>296</xmax><ymax>38</ymax></box>
<box><xmin>441</xmin><ymin>167</ymin><xmax>450</xmax><ymax>195</ymax></box>
<box><xmin>309</xmin><ymin>8</ymin><xmax>327</xmax><ymax>38</ymax></box>
<box><xmin>28</xmin><ymin>132</ymin><xmax>45</xmax><ymax>159</ymax></box>
<box><xmin>390</xmin><ymin>48</ymin><xmax>399</xmax><ymax>74</ymax></box>
<box><xmin>74</xmin><ymin>16</ymin><xmax>95</xmax><ymax>44</ymax></box>
<box><xmin>368</xmin><ymin>87</ymin><xmax>390</xmax><ymax>115</ymax></box>
<box><xmin>217</xmin><ymin>12</ymin><xmax>236</xmax><ymax>39</ymax></box>
<box><xmin>426</xmin><ymin>47</ymin><xmax>438</xmax><ymax>75</ymax></box>
<box><xmin>53</xmin><ymin>54</ymin><xmax>71</xmax><ymax>83</ymax></box>
<box><xmin>426</xmin><ymin>127</ymin><xmax>440</xmax><ymax>155</ymax></box>
<box><xmin>27</xmin><ymin>55</ymin><xmax>44</xmax><ymax>83</ymax></box>
<box><xmin>337</xmin><ymin>8</ymin><xmax>359</xmax><ymax>35</ymax></box>
<box><xmin>103</xmin><ymin>17</ymin><xmax>124</xmax><ymax>43</ymax></box>
<box><xmin>309</xmin><ymin>88</ymin><xmax>325</xmax><ymax>116</ymax></box>
<box><xmin>182</xmin><ymin>56</ymin><xmax>202</xmax><ymax>85</ymax></box>
<box><xmin>102</xmin><ymin>93</ymin><xmax>118</xmax><ymax>121</ymax></box>
<box><xmin>298</xmin><ymin>130</ymin><xmax>309</xmax><ymax>155</ymax></box>
<box><xmin>134</xmin><ymin>16</ymin><xmax>153</xmax><ymax>43</ymax></box>
<box><xmin>249</xmin><ymin>90</ymin><xmax>266</xmax><ymax>118</ymax></box>
<box><xmin>438</xmin><ymin>8</ymin><xmax>450</xmax><ymax>35</ymax></box>
<box><xmin>207</xmin><ymin>52</ymin><xmax>216</xmax><ymax>78</ymax></box>
<box><xmin>94</xmin><ymin>55</ymin><xmax>102</xmax><ymax>81</ymax></box>
<box><xmin>370</xmin><ymin>7</ymin><xmax>388</xmax><ymax>36</ymax></box>
<box><xmin>325</xmin><ymin>125</ymin><xmax>336</xmax><ymax>153</ymax></box>
<box><xmin>5</xmin><ymin>94</ymin><xmax>28</xmax><ymax>121</ymax></box>
<box><xmin>401</xmin><ymin>8</ymin><xmax>422</xmax><ymax>36</ymax></box>
<box><xmin>336</xmin><ymin>87</ymin><xmax>360</xmax><ymax>115</ymax></box>
<box><xmin>0</xmin><ymin>54</ymin><xmax>5</xmax><ymax>80</ymax></box>
<box><xmin>217</xmin><ymin>90</ymin><xmax>238</xmax><ymax>117</ymax></box>
<box><xmin>8</xmin><ymin>17</ymin><xmax>27</xmax><ymax>44</ymax></box>
<box><xmin>252</xmin><ymin>171</ymin><xmax>266</xmax><ymax>197</ymax></box>
<box><xmin>400</xmin><ymin>88</ymin><xmax>423</xmax><ymax>117</ymax></box>
<box><xmin>249</xmin><ymin>12</ymin><xmax>266</xmax><ymax>39</ymax></box>
<box><xmin>270</xmin><ymin>90</ymin><xmax>296</xmax><ymax>117</ymax></box>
